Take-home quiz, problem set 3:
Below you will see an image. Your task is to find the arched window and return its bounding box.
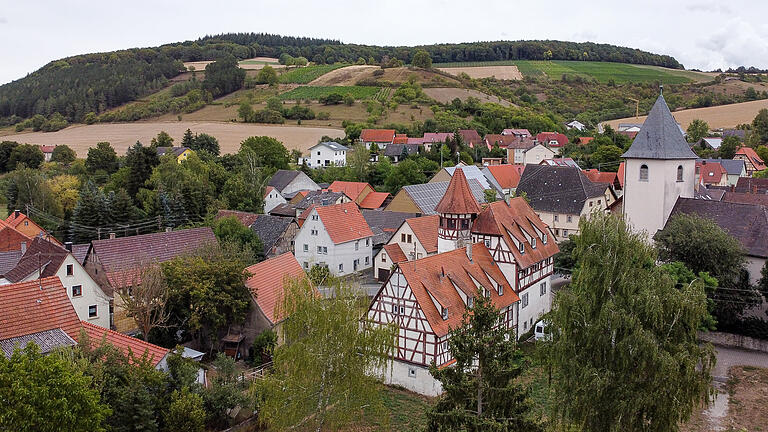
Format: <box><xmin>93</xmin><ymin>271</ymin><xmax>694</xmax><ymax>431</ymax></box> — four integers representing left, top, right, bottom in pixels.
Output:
<box><xmin>639</xmin><ymin>164</ymin><xmax>649</xmax><ymax>182</ymax></box>
<box><xmin>677</xmin><ymin>165</ymin><xmax>683</xmax><ymax>182</ymax></box>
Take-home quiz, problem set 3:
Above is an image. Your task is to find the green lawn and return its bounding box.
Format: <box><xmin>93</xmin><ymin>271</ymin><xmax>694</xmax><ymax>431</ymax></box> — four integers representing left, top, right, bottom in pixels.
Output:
<box><xmin>278</xmin><ymin>86</ymin><xmax>380</xmax><ymax>101</ymax></box>
<box><xmin>432</xmin><ymin>60</ymin><xmax>704</xmax><ymax>84</ymax></box>
<box><xmin>278</xmin><ymin>64</ymin><xmax>350</xmax><ymax>84</ymax></box>
<box><xmin>239</xmin><ymin>59</ymin><xmax>278</xmax><ymax>65</ymax></box>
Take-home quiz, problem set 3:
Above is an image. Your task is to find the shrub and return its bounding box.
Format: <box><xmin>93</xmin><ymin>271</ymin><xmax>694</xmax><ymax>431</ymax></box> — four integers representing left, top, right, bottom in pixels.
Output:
<box><xmin>317</xmin><ymin>111</ymin><xmax>330</xmax><ymax>120</ymax></box>
<box><xmin>251</xmin><ymin>329</ymin><xmax>277</xmax><ymax>366</ymax></box>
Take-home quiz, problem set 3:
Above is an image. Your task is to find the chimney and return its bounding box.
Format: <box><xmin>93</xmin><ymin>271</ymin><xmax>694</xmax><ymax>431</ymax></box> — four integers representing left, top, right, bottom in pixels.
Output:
<box><xmin>64</xmin><ymin>242</ymin><xmax>73</xmax><ymax>252</ymax></box>
<box><xmin>466</xmin><ymin>242</ymin><xmax>473</xmax><ymax>262</ymax></box>
<box><xmin>20</xmin><ymin>241</ymin><xmax>26</xmax><ymax>254</ymax></box>
<box><xmin>165</xmin><ymin>227</ymin><xmax>172</xmax><ymax>232</ymax></box>
<box><xmin>14</xmin><ymin>209</ymin><xmax>19</xmax><ymax>218</ymax></box>
<box><xmin>109</xmin><ymin>232</ymin><xmax>116</xmax><ymax>240</ymax></box>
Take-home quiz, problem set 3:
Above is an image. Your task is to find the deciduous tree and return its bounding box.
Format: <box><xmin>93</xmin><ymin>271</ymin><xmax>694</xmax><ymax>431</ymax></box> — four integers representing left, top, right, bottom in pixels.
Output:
<box><xmin>51</xmin><ymin>144</ymin><xmax>77</xmax><ymax>164</ymax></box>
<box><xmin>86</xmin><ymin>142</ymin><xmax>119</xmax><ymax>175</ymax></box>
<box><xmin>686</xmin><ymin>119</ymin><xmax>710</xmax><ymax>143</ymax></box>
<box><xmin>412</xmin><ymin>49</ymin><xmax>433</xmax><ymax>69</ymax></box>
<box><xmin>8</xmin><ymin>143</ymin><xmax>44</xmax><ymax>170</ymax></box>
<box><xmin>113</xmin><ymin>262</ymin><xmax>170</xmax><ymax>339</ymax></box>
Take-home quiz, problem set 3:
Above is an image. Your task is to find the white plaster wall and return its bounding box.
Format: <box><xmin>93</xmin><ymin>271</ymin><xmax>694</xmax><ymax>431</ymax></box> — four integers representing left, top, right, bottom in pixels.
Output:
<box><xmin>264</xmin><ymin>190</ymin><xmax>287</xmax><ymax>214</ymax></box>
<box><xmin>282</xmin><ymin>172</ymin><xmax>320</xmax><ymax>195</ymax></box>
<box><xmin>378</xmin><ymin>360</ymin><xmax>443</xmax><ymax>397</ymax></box>
<box><xmin>524</xmin><ymin>145</ymin><xmax>555</xmax><ymax>165</ymax></box>
<box><xmin>310</xmin><ymin>146</ymin><xmax>346</xmax><ymax>167</ymax></box>
<box><xmin>57</xmin><ymin>255</ymin><xmax>111</xmax><ymax>329</ymax></box>
<box><xmin>517</xmin><ymin>276</ymin><xmax>552</xmax><ymax>335</ymax></box>
<box><xmin>294</xmin><ymin>209</ymin><xmax>372</xmax><ymax>276</ymax></box>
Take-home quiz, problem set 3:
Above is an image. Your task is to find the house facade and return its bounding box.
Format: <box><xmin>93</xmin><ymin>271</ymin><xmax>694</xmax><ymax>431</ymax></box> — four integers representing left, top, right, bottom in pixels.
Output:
<box><xmin>294</xmin><ymin>202</ymin><xmax>374</xmax><ymax>275</ymax></box>
<box><xmin>307</xmin><ymin>142</ymin><xmax>348</xmax><ymax>167</ymax></box>
<box><xmin>263</xmin><ymin>186</ymin><xmax>287</xmax><ymax>214</ymax></box>
<box><xmin>735</xmin><ymin>146</ymin><xmax>766</xmax><ymax>176</ymax></box>
<box><xmin>373</xmin><ymin>215</ymin><xmax>438</xmax><ymax>281</ymax></box>
<box><xmin>360</xmin><ymin>129</ymin><xmax>396</xmax><ymax>150</ymax></box>
<box><xmin>267</xmin><ymin>170</ymin><xmax>320</xmax><ymax>196</ymax></box>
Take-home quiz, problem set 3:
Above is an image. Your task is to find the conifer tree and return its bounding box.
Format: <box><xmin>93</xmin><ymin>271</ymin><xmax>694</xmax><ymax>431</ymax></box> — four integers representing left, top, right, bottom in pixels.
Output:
<box><xmin>181</xmin><ymin>129</ymin><xmax>195</xmax><ymax>148</ymax></box>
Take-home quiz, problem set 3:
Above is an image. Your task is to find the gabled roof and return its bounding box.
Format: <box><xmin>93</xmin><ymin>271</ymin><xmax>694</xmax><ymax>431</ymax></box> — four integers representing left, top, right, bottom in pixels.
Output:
<box><xmin>669</xmin><ymin>198</ymin><xmax>768</xmax><ymax>258</ymax></box>
<box><xmin>244</xmin><ymin>253</ymin><xmax>309</xmax><ymax>325</ymax></box>
<box><xmin>268</xmin><ymin>170</ymin><xmax>301</xmax><ymax>192</ymax></box>
<box><xmin>517</xmin><ymin>165</ymin><xmax>609</xmax><ymax>215</ymax></box>
<box><xmin>359</xmin><ymin>192</ymin><xmax>390</xmax><ymax>209</ymax></box>
<box><xmin>311</xmin><ymin>141</ymin><xmax>349</xmax><ymax>152</ymax></box>
<box><xmin>698</xmin><ymin>158</ymin><xmax>746</xmax><ymax>176</ymax></box>
<box><xmin>443</xmin><ymin>164</ymin><xmax>491</xmax><ymax>189</ymax></box>
<box><xmin>422</xmin><ymin>132</ymin><xmax>454</xmax><ymax>143</ymax></box>
<box><xmin>382</xmin><ymin>243</ymin><xmax>408</xmax><ymax>264</ymax></box>
<box><xmin>250</xmin><ymin>216</ymin><xmax>295</xmax><ymax>254</ymax></box>
<box><xmin>263</xmin><ymin>185</ymin><xmax>275</xmax><ymax>199</ymax></box>
<box><xmin>698</xmin><ymin>137</ymin><xmax>723</xmax><ymax>149</ymax></box>
<box><xmin>0</xmin><ymin>277</ymin><xmax>82</xmax><ymax>341</ymax></box>
<box><xmin>216</xmin><ymin>209</ymin><xmax>261</xmax><ymax>227</ymax></box>
<box><xmin>328</xmin><ymin>181</ymin><xmax>371</xmax><ymax>201</ymax></box>
<box><xmin>471</xmin><ymin>198</ymin><xmax>560</xmax><ymax>269</ymax></box>
<box><xmin>405</xmin><ymin>215</ymin><xmax>439</xmax><ymax>254</ymax></box>
<box><xmin>71</xmin><ymin>244</ymin><xmax>90</xmax><ymax>265</ymax></box>
<box><xmin>80</xmin><ymin>321</ymin><xmax>169</xmax><ymax>366</ymax></box>
<box><xmin>1</xmin><ymin>328</ymin><xmax>76</xmax><ymax>358</ymax></box>
<box><xmin>735</xmin><ymin>177</ymin><xmax>768</xmax><ymax>194</ymax></box>
<box><xmin>485</xmin><ymin>134</ymin><xmax>535</xmax><ymax>150</ymax></box>
<box><xmin>5</xmin><ymin>237</ymin><xmax>69</xmax><ymax>283</ymax></box>
<box><xmin>269</xmin><ymin>203</ymin><xmax>298</xmax><ymax>217</ymax></box>
<box><xmin>403</xmin><ymin>179</ymin><xmax>488</xmax><ymax>215</ymax></box>
<box><xmin>484</xmin><ymin>164</ymin><xmax>523</xmax><ymax>189</ymax></box>
<box><xmin>391</xmin><ymin>244</ymin><xmax>519</xmax><ymax>337</ymax></box>
<box><xmin>458</xmin><ymin>129</ymin><xmax>482</xmax><ymax>146</ymax></box>
<box><xmin>295</xmin><ymin>190</ymin><xmax>348</xmax><ymax>210</ymax></box>
<box><xmin>4</xmin><ymin>211</ymin><xmax>59</xmax><ymax>244</ymax></box>
<box><xmin>582</xmin><ymin>169</ymin><xmax>620</xmax><ymax>188</ymax></box>
<box><xmin>360</xmin><ymin>129</ymin><xmax>396</xmax><ymax>143</ymax></box>
<box><xmin>362</xmin><ymin>210</ymin><xmax>417</xmax><ymax>234</ymax></box>
<box><xmin>622</xmin><ymin>94</ymin><xmax>698</xmax><ymax>160</ymax></box>
<box><xmin>502</xmin><ymin>128</ymin><xmax>531</xmax><ymax>136</ymax></box>
<box><xmin>735</xmin><ymin>147</ymin><xmax>767</xmax><ymax>171</ymax></box>
<box><xmin>435</xmin><ymin>168</ymin><xmax>482</xmax><ymax>215</ymax></box>
<box><xmin>723</xmin><ymin>192</ymin><xmax>768</xmax><ymax>207</ymax></box>
<box><xmin>157</xmin><ymin>146</ymin><xmax>191</xmax><ymax>157</ymax></box>
<box><xmin>90</xmin><ymin>227</ymin><xmax>217</xmax><ymax>276</ymax></box>
<box><xmin>393</xmin><ymin>134</ymin><xmax>408</xmax><ymax>144</ymax></box>
<box><xmin>536</xmin><ymin>132</ymin><xmax>568</xmax><ymax>147</ymax></box>
<box><xmin>315</xmin><ymin>202</ymin><xmax>374</xmax><ymax>244</ymax></box>
<box><xmin>540</xmin><ymin>158</ymin><xmax>580</xmax><ymax>168</ymax></box>
<box><xmin>383</xmin><ymin>143</ymin><xmax>420</xmax><ymax>157</ymax></box>
<box><xmin>697</xmin><ymin>161</ymin><xmax>728</xmax><ymax>185</ymax></box>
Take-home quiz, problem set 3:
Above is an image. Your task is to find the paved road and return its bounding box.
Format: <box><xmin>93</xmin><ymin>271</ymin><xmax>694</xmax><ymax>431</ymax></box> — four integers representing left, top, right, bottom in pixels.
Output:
<box><xmin>713</xmin><ymin>345</ymin><xmax>768</xmax><ymax>378</ymax></box>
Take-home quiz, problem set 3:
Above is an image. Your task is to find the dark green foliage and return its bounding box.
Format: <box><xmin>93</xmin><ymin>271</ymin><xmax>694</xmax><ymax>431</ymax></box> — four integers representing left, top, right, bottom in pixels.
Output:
<box><xmin>307</xmin><ymin>264</ymin><xmax>333</xmax><ymax>286</ymax></box>
<box><xmin>427</xmin><ymin>289</ymin><xmax>541</xmax><ymax>431</ymax></box>
<box><xmin>385</xmin><ymin>159</ymin><xmax>426</xmax><ymax>193</ymax></box>
<box><xmin>412</xmin><ymin>49</ymin><xmax>433</xmax><ymax>69</ymax></box>
<box><xmin>202</xmin><ymin>54</ymin><xmax>245</xmax><ymax>97</ymax></box>
<box><xmin>51</xmin><ymin>145</ymin><xmax>77</xmax><ymax>164</ymax></box>
<box><xmin>718</xmin><ymin>136</ymin><xmax>740</xmax><ymax>159</ymax></box>
<box><xmin>8</xmin><ymin>143</ymin><xmax>44</xmax><ymax>170</ymax></box>
<box><xmin>319</xmin><ymin>92</ymin><xmax>344</xmax><ymax>105</ymax></box>
<box><xmin>203</xmin><ymin>354</ymin><xmax>249</xmax><ymax>429</ymax></box>
<box><xmin>239</xmin><ymin>136</ymin><xmax>289</xmax><ymax>170</ymax></box>
<box><xmin>86</xmin><ymin>142</ymin><xmax>119</xmax><ymax>175</ymax></box>
<box><xmin>165</xmin><ymin>388</ymin><xmax>206</xmax><ymax>432</ymax></box>
<box><xmin>5</xmin><ymin>166</ymin><xmax>61</xmax><ymax>219</ymax></box>
<box><xmin>686</xmin><ymin>119</ymin><xmax>710</xmax><ymax>143</ymax></box>
<box><xmin>125</xmin><ymin>141</ymin><xmax>161</xmax><ymax>199</ymax></box>
<box><xmin>0</xmin><ymin>140</ymin><xmax>19</xmax><ymax>172</ymax></box>
<box><xmin>553</xmin><ymin>236</ymin><xmax>577</xmax><ymax>274</ymax></box>
<box><xmin>251</xmin><ymin>329</ymin><xmax>277</xmax><ymax>366</ymax></box>
<box><xmin>256</xmin><ymin>65</ymin><xmax>278</xmax><ymax>85</ymax></box>
<box><xmin>190</xmin><ymin>133</ymin><xmax>220</xmax><ymax>156</ymax></box>
<box><xmin>213</xmin><ymin>216</ymin><xmax>264</xmax><ymax>262</ymax></box>
<box><xmin>150</xmin><ymin>131</ymin><xmax>174</xmax><ymax>147</ymax></box>
<box><xmin>752</xmin><ymin>108</ymin><xmax>768</xmax><ymax>144</ymax></box>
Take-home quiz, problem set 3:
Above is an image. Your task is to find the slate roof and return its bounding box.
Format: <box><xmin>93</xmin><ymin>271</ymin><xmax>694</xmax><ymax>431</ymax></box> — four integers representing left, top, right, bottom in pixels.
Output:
<box><xmin>403</xmin><ymin>179</ymin><xmax>488</xmax><ymax>215</ymax></box>
<box><xmin>723</xmin><ymin>129</ymin><xmax>746</xmax><ymax>139</ymax></box>
<box><xmin>0</xmin><ymin>250</ymin><xmax>22</xmax><ymax>275</ymax></box>
<box><xmin>315</xmin><ymin>203</ymin><xmax>374</xmax><ymax>244</ymax></box>
<box><xmin>436</xmin><ymin>168</ymin><xmax>483</xmax><ymax>215</ymax></box>
<box><xmin>295</xmin><ymin>191</ymin><xmax>348</xmax><ymax>210</ymax></box>
<box><xmin>0</xmin><ymin>277</ymin><xmax>82</xmax><ymax>341</ymax></box>
<box><xmin>362</xmin><ymin>209</ymin><xmax>418</xmax><ymax>233</ymax></box>
<box><xmin>269</xmin><ymin>203</ymin><xmax>298</xmax><ymax>217</ymax></box>
<box><xmin>383</xmin><ymin>143</ymin><xmax>420</xmax><ymax>158</ymax></box>
<box><xmin>360</xmin><ymin>129</ymin><xmax>396</xmax><ymax>143</ymax></box>
<box><xmin>359</xmin><ymin>192</ymin><xmax>390</xmax><ymax>209</ymax></box>
<box><xmin>216</xmin><ymin>210</ymin><xmax>261</xmax><ymax>227</ymax></box>
<box><xmin>735</xmin><ymin>177</ymin><xmax>768</xmax><ymax>194</ymax></box>
<box><xmin>1</xmin><ymin>328</ymin><xmax>76</xmax><ymax>358</ymax></box>
<box><xmin>723</xmin><ymin>192</ymin><xmax>768</xmax><ymax>207</ymax></box>
<box><xmin>244</xmin><ymin>253</ymin><xmax>309</xmax><ymax>325</ymax></box>
<box><xmin>516</xmin><ymin>165</ymin><xmax>609</xmax><ymax>215</ymax></box>
<box><xmin>5</xmin><ymin>237</ymin><xmax>69</xmax><ymax>283</ymax></box>
<box><xmin>669</xmin><ymin>198</ymin><xmax>768</xmax><ymax>258</ymax></box>
<box><xmin>443</xmin><ymin>164</ymin><xmax>491</xmax><ymax>189</ymax></box>
<box><xmin>157</xmin><ymin>146</ymin><xmax>191</xmax><ymax>157</ymax></box>
<box><xmin>405</xmin><ymin>215</ymin><xmax>439</xmax><ymax>254</ymax></box>
<box><xmin>622</xmin><ymin>94</ymin><xmax>698</xmax><ymax>160</ymax></box>
<box><xmin>698</xmin><ymin>158</ymin><xmax>746</xmax><ymax>176</ymax></box>
<box><xmin>249</xmin><ymin>216</ymin><xmax>295</xmax><ymax>254</ymax></box>
<box><xmin>268</xmin><ymin>170</ymin><xmax>301</xmax><ymax>192</ymax></box>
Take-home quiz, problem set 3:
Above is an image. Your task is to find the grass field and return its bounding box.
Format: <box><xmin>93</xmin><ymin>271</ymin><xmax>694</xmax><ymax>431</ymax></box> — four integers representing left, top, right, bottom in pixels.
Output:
<box><xmin>604</xmin><ymin>97</ymin><xmax>768</xmax><ymax>129</ymax></box>
<box><xmin>432</xmin><ymin>60</ymin><xmax>707</xmax><ymax>84</ymax></box>
<box><xmin>278</xmin><ymin>64</ymin><xmax>351</xmax><ymax>84</ymax></box>
<box><xmin>279</xmin><ymin>86</ymin><xmax>380</xmax><ymax>101</ymax></box>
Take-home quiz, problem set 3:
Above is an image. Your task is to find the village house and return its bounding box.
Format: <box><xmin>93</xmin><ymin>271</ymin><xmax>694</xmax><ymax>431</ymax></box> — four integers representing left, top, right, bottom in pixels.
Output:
<box><xmin>84</xmin><ymin>227</ymin><xmax>217</xmax><ymax>333</ymax></box>
<box><xmin>5</xmin><ymin>210</ymin><xmax>61</xmax><ymax>244</ymax></box>
<box><xmin>517</xmin><ymin>165</ymin><xmax>616</xmax><ymax>241</ymax></box>
<box><xmin>328</xmin><ymin>181</ymin><xmax>375</xmax><ymax>205</ymax></box>
<box><xmin>696</xmin><ymin>137</ymin><xmax>722</xmax><ymax>150</ymax></box>
<box><xmin>420</xmin><ymin>132</ymin><xmax>454</xmax><ymax>152</ymax></box>
<box><xmin>293</xmin><ymin>202</ymin><xmax>374</xmax><ymax>275</ymax></box>
<box><xmin>263</xmin><ymin>186</ymin><xmax>288</xmax><ymax>214</ymax></box>
<box><xmin>385</xmin><ymin>179</ymin><xmax>489</xmax><ymax>215</ymax></box>
<box><xmin>501</xmin><ymin>128</ymin><xmax>531</xmax><ymax>137</ymax></box>
<box><xmin>267</xmin><ymin>169</ymin><xmax>320</xmax><ymax>197</ymax></box>
<box><xmin>565</xmin><ymin>120</ymin><xmax>586</xmax><ymax>132</ymax></box>
<box><xmin>697</xmin><ymin>159</ymin><xmax>745</xmax><ymax>186</ymax></box>
<box><xmin>482</xmin><ymin>164</ymin><xmax>524</xmax><ymax>198</ymax></box>
<box><xmin>360</xmin><ymin>129</ymin><xmax>396</xmax><ymax>150</ymax></box>
<box><xmin>735</xmin><ymin>177</ymin><xmax>768</xmax><ymax>194</ymax></box>
<box><xmin>734</xmin><ymin>146</ymin><xmax>766</xmax><ymax>176</ymax></box>
<box><xmin>294</xmin><ymin>191</ymin><xmax>352</xmax><ymax>221</ymax></box>
<box><xmin>306</xmin><ymin>141</ymin><xmax>348</xmax><ymax>167</ymax></box>
<box><xmin>0</xmin><ymin>237</ymin><xmax>111</xmax><ymax>329</ymax></box>
<box><xmin>0</xmin><ymin>220</ymin><xmax>36</xmax><ymax>252</ymax></box>
<box><xmin>250</xmin><ymin>215</ymin><xmax>298</xmax><ymax>258</ymax></box>
<box><xmin>383</xmin><ymin>143</ymin><xmax>420</xmax><ymax>163</ymax></box>
<box><xmin>361</xmin><ymin>210</ymin><xmax>418</xmax><ymax>250</ymax></box>
<box><xmin>696</xmin><ymin>161</ymin><xmax>729</xmax><ymax>187</ymax></box>
<box><xmin>367</xmin><ymin>168</ymin><xmax>558</xmax><ymax>395</ymax></box>
<box><xmin>540</xmin><ymin>158</ymin><xmax>581</xmax><ymax>168</ymax></box>
<box><xmin>459</xmin><ymin>129</ymin><xmax>483</xmax><ymax>149</ymax></box>
<box><xmin>157</xmin><ymin>146</ymin><xmax>194</xmax><ymax>163</ymax></box>
<box><xmin>535</xmin><ymin>132</ymin><xmax>568</xmax><ymax>150</ymax></box>
<box><xmin>621</xmin><ymin>93</ymin><xmax>698</xmax><ymax>237</ymax></box>
<box><xmin>373</xmin><ymin>215</ymin><xmax>438</xmax><ymax>281</ymax></box>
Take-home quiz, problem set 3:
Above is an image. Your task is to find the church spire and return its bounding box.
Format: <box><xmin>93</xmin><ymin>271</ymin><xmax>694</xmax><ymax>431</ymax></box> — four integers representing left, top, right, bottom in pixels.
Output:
<box><xmin>621</xmin><ymin>92</ymin><xmax>697</xmax><ymax>160</ymax></box>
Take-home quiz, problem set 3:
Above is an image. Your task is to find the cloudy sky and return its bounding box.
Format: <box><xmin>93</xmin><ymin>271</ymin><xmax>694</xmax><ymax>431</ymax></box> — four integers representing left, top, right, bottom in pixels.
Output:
<box><xmin>1</xmin><ymin>0</ymin><xmax>767</xmax><ymax>84</ymax></box>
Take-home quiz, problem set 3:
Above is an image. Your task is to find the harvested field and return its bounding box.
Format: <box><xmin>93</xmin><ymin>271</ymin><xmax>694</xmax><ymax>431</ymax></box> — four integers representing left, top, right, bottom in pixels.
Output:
<box><xmin>0</xmin><ymin>122</ymin><xmax>343</xmax><ymax>157</ymax></box>
<box><xmin>309</xmin><ymin>65</ymin><xmax>379</xmax><ymax>86</ymax></box>
<box><xmin>604</xmin><ymin>98</ymin><xmax>768</xmax><ymax>130</ymax></box>
<box><xmin>423</xmin><ymin>87</ymin><xmax>514</xmax><ymax>106</ymax></box>
<box><xmin>438</xmin><ymin>66</ymin><xmax>522</xmax><ymax>80</ymax></box>
<box><xmin>182</xmin><ymin>57</ymin><xmax>283</xmax><ymax>71</ymax></box>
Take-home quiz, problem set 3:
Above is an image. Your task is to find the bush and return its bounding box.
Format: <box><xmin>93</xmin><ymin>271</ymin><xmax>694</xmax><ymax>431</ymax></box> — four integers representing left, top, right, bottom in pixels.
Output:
<box><xmin>317</xmin><ymin>111</ymin><xmax>330</xmax><ymax>120</ymax></box>
<box><xmin>252</xmin><ymin>109</ymin><xmax>285</xmax><ymax>124</ymax></box>
<box><xmin>251</xmin><ymin>329</ymin><xmax>277</xmax><ymax>366</ymax></box>
<box><xmin>319</xmin><ymin>92</ymin><xmax>344</xmax><ymax>105</ymax></box>
<box><xmin>283</xmin><ymin>105</ymin><xmax>315</xmax><ymax>120</ymax></box>
<box><xmin>372</xmin><ymin>69</ymin><xmax>385</xmax><ymax>77</ymax></box>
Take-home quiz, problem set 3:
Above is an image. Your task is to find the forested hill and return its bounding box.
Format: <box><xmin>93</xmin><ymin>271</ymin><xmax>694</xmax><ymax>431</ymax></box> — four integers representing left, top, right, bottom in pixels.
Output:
<box><xmin>0</xmin><ymin>33</ymin><xmax>682</xmax><ymax>124</ymax></box>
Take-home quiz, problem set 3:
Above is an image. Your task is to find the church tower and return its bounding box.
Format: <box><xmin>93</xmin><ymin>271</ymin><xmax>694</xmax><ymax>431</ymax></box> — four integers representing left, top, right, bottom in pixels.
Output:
<box><xmin>622</xmin><ymin>91</ymin><xmax>698</xmax><ymax>237</ymax></box>
<box><xmin>435</xmin><ymin>167</ymin><xmax>481</xmax><ymax>254</ymax></box>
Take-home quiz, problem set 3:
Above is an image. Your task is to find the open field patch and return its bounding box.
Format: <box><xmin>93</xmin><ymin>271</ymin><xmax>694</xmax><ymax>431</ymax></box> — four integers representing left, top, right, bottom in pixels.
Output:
<box><xmin>183</xmin><ymin>57</ymin><xmax>283</xmax><ymax>71</ymax></box>
<box><xmin>278</xmin><ymin>86</ymin><xmax>380</xmax><ymax>100</ymax></box>
<box><xmin>278</xmin><ymin>64</ymin><xmax>350</xmax><ymax>84</ymax></box>
<box><xmin>0</xmin><ymin>122</ymin><xmax>343</xmax><ymax>156</ymax></box>
<box><xmin>423</xmin><ymin>87</ymin><xmax>514</xmax><ymax>106</ymax></box>
<box><xmin>308</xmin><ymin>65</ymin><xmax>380</xmax><ymax>86</ymax></box>
<box><xmin>604</xmin><ymin>98</ymin><xmax>768</xmax><ymax>129</ymax></box>
<box><xmin>438</xmin><ymin>65</ymin><xmax>522</xmax><ymax>80</ymax></box>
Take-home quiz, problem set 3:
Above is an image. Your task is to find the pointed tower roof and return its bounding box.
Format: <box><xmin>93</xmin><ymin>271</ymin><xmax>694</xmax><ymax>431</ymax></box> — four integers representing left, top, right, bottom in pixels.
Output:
<box><xmin>622</xmin><ymin>93</ymin><xmax>697</xmax><ymax>160</ymax></box>
<box><xmin>435</xmin><ymin>167</ymin><xmax>482</xmax><ymax>214</ymax></box>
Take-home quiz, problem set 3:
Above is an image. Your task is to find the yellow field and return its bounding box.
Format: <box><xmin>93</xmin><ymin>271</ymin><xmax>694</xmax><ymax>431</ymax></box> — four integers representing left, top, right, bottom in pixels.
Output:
<box><xmin>0</xmin><ymin>122</ymin><xmax>344</xmax><ymax>156</ymax></box>
<box><xmin>604</xmin><ymin>99</ymin><xmax>768</xmax><ymax>130</ymax></box>
<box><xmin>422</xmin><ymin>87</ymin><xmax>514</xmax><ymax>106</ymax></box>
<box><xmin>438</xmin><ymin>66</ymin><xmax>523</xmax><ymax>80</ymax></box>
<box><xmin>182</xmin><ymin>57</ymin><xmax>284</xmax><ymax>71</ymax></box>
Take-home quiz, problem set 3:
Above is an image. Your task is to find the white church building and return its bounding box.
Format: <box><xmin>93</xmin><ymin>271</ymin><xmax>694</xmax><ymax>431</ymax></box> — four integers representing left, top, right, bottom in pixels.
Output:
<box><xmin>621</xmin><ymin>92</ymin><xmax>698</xmax><ymax>237</ymax></box>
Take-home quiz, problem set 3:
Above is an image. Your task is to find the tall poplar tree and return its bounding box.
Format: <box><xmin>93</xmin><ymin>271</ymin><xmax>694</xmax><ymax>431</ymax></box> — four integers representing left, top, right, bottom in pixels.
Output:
<box><xmin>548</xmin><ymin>214</ymin><xmax>714</xmax><ymax>432</ymax></box>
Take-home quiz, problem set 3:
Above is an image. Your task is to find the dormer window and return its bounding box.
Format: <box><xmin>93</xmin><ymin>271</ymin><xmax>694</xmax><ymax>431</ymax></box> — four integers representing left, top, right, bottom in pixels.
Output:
<box><xmin>499</xmin><ymin>284</ymin><xmax>504</xmax><ymax>296</ymax></box>
<box><xmin>542</xmin><ymin>233</ymin><xmax>547</xmax><ymax>244</ymax></box>
<box><xmin>467</xmin><ymin>297</ymin><xmax>474</xmax><ymax>308</ymax></box>
<box><xmin>519</xmin><ymin>243</ymin><xmax>525</xmax><ymax>254</ymax></box>
<box><xmin>531</xmin><ymin>237</ymin><xmax>536</xmax><ymax>249</ymax></box>
<box><xmin>441</xmin><ymin>307</ymin><xmax>448</xmax><ymax>320</ymax></box>
<box><xmin>640</xmin><ymin>164</ymin><xmax>649</xmax><ymax>182</ymax></box>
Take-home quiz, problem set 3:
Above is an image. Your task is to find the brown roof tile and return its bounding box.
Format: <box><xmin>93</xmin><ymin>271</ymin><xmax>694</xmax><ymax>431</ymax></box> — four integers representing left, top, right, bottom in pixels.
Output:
<box><xmin>723</xmin><ymin>192</ymin><xmax>768</xmax><ymax>206</ymax></box>
<box><xmin>315</xmin><ymin>203</ymin><xmax>374</xmax><ymax>244</ymax></box>
<box><xmin>244</xmin><ymin>253</ymin><xmax>309</xmax><ymax>325</ymax></box>
<box><xmin>0</xmin><ymin>277</ymin><xmax>82</xmax><ymax>341</ymax></box>
<box><xmin>328</xmin><ymin>181</ymin><xmax>372</xmax><ymax>202</ymax></box>
<box><xmin>382</xmin><ymin>243</ymin><xmax>408</xmax><ymax>264</ymax></box>
<box><xmin>5</xmin><ymin>237</ymin><xmax>69</xmax><ymax>283</ymax></box>
<box><xmin>435</xmin><ymin>168</ymin><xmax>482</xmax><ymax>215</ymax></box>
<box><xmin>405</xmin><ymin>215</ymin><xmax>439</xmax><ymax>254</ymax></box>
<box><xmin>360</xmin><ymin>129</ymin><xmax>396</xmax><ymax>143</ymax></box>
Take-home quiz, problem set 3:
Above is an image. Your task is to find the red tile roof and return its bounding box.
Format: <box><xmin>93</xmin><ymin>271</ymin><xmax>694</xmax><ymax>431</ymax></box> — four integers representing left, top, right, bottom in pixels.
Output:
<box><xmin>315</xmin><ymin>202</ymin><xmax>374</xmax><ymax>244</ymax></box>
<box><xmin>435</xmin><ymin>168</ymin><xmax>481</xmax><ymax>214</ymax></box>
<box><xmin>0</xmin><ymin>221</ymin><xmax>33</xmax><ymax>253</ymax></box>
<box><xmin>4</xmin><ymin>212</ymin><xmax>60</xmax><ymax>245</ymax></box>
<box><xmin>405</xmin><ymin>215</ymin><xmax>439</xmax><ymax>254</ymax></box>
<box><xmin>216</xmin><ymin>210</ymin><xmax>260</xmax><ymax>227</ymax></box>
<box><xmin>80</xmin><ymin>321</ymin><xmax>169</xmax><ymax>366</ymax></box>
<box><xmin>582</xmin><ymin>169</ymin><xmax>619</xmax><ymax>188</ymax></box>
<box><xmin>382</xmin><ymin>243</ymin><xmax>408</xmax><ymax>264</ymax></box>
<box><xmin>0</xmin><ymin>277</ymin><xmax>81</xmax><ymax>341</ymax></box>
<box><xmin>536</xmin><ymin>132</ymin><xmax>568</xmax><ymax>147</ymax></box>
<box><xmin>328</xmin><ymin>181</ymin><xmax>372</xmax><ymax>202</ymax></box>
<box><xmin>617</xmin><ymin>162</ymin><xmax>626</xmax><ymax>188</ymax></box>
<box><xmin>697</xmin><ymin>162</ymin><xmax>728</xmax><ymax>185</ymax></box>
<box><xmin>393</xmin><ymin>134</ymin><xmax>408</xmax><ymax>144</ymax></box>
<box><xmin>485</xmin><ymin>164</ymin><xmax>522</xmax><ymax>189</ymax></box>
<box><xmin>359</xmin><ymin>191</ymin><xmax>390</xmax><ymax>209</ymax></box>
<box><xmin>394</xmin><ymin>244</ymin><xmax>519</xmax><ymax>337</ymax></box>
<box><xmin>39</xmin><ymin>145</ymin><xmax>55</xmax><ymax>154</ymax></box>
<box><xmin>459</xmin><ymin>130</ymin><xmax>482</xmax><ymax>148</ymax></box>
<box><xmin>736</xmin><ymin>146</ymin><xmax>767</xmax><ymax>171</ymax></box>
<box><xmin>471</xmin><ymin>198</ymin><xmax>560</xmax><ymax>269</ymax></box>
<box><xmin>244</xmin><ymin>253</ymin><xmax>309</xmax><ymax>325</ymax></box>
<box><xmin>484</xmin><ymin>134</ymin><xmax>535</xmax><ymax>150</ymax></box>
<box><xmin>360</xmin><ymin>129</ymin><xmax>395</xmax><ymax>143</ymax></box>
<box><xmin>579</xmin><ymin>137</ymin><xmax>594</xmax><ymax>145</ymax></box>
